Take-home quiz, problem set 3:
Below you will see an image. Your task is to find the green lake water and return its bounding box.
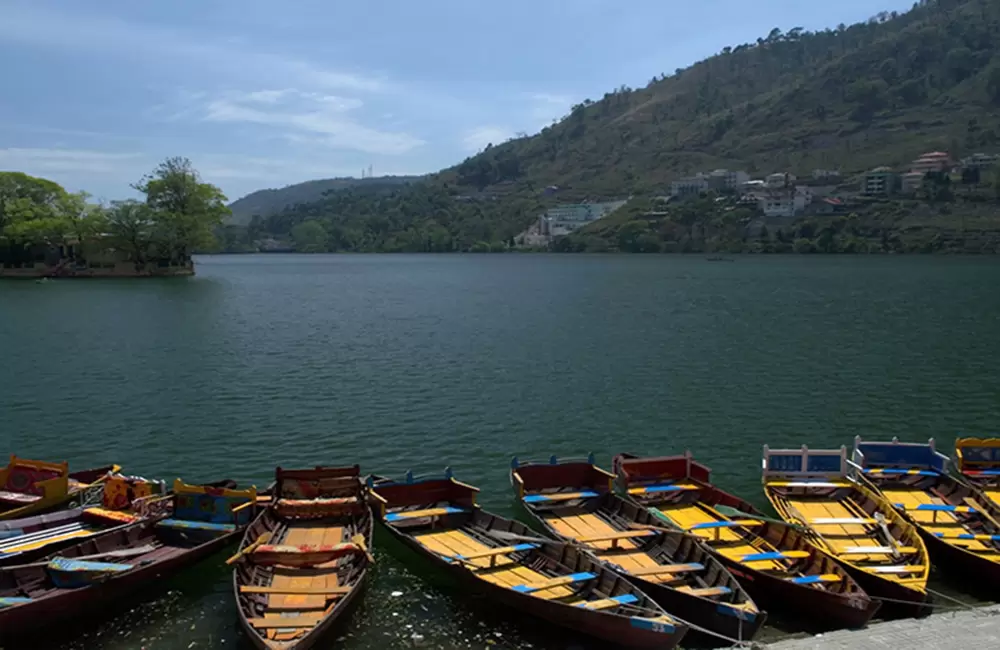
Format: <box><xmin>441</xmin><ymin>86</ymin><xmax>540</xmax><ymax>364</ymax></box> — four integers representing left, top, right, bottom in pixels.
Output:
<box><xmin>1</xmin><ymin>254</ymin><xmax>999</xmax><ymax>649</ymax></box>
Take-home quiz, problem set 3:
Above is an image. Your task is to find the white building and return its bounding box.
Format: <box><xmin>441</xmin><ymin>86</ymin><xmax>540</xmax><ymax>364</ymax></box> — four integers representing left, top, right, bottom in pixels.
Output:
<box><xmin>812</xmin><ymin>169</ymin><xmax>841</xmax><ymax>180</ymax></box>
<box><xmin>707</xmin><ymin>169</ymin><xmax>750</xmax><ymax>191</ymax></box>
<box><xmin>515</xmin><ymin>200</ymin><xmax>628</xmax><ymax>246</ymax></box>
<box><xmin>670</xmin><ymin>175</ymin><xmax>709</xmax><ymax>198</ymax></box>
<box><xmin>765</xmin><ymin>172</ymin><xmax>796</xmax><ymax>189</ymax></box>
<box><xmin>961</xmin><ymin>153</ymin><xmax>999</xmax><ymax>172</ymax></box>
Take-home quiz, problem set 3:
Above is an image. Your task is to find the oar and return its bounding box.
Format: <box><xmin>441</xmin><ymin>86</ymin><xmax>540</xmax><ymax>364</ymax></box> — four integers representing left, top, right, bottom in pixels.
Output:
<box><xmin>351</xmin><ymin>534</ymin><xmax>375</xmax><ymax>564</ymax></box>
<box><xmin>226</xmin><ymin>532</ymin><xmax>272</xmax><ymax>565</ymax></box>
<box><xmin>10</xmin><ymin>543</ymin><xmax>160</xmax><ymax>569</ymax></box>
<box><xmin>714</xmin><ymin>505</ymin><xmax>807</xmax><ymax>531</ymax></box>
<box><xmin>489</xmin><ymin>530</ymin><xmax>554</xmax><ymax>545</ymax></box>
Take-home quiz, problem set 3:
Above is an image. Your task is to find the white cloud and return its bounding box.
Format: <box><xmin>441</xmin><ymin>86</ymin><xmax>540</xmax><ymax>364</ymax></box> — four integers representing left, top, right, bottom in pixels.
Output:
<box><xmin>203</xmin><ymin>91</ymin><xmax>423</xmax><ymax>156</ymax></box>
<box><xmin>462</xmin><ymin>126</ymin><xmax>513</xmax><ymax>153</ymax></box>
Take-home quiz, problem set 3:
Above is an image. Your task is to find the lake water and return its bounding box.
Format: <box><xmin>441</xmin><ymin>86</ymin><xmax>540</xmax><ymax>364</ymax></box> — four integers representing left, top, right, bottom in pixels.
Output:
<box><xmin>2</xmin><ymin>254</ymin><xmax>999</xmax><ymax>649</ymax></box>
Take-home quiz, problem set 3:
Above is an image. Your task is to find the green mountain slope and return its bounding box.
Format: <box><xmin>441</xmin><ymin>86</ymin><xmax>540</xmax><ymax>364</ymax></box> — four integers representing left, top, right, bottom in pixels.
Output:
<box><xmin>250</xmin><ymin>0</ymin><xmax>1000</xmax><ymax>252</ymax></box>
<box><xmin>227</xmin><ymin>175</ymin><xmax>421</xmax><ymax>225</ymax></box>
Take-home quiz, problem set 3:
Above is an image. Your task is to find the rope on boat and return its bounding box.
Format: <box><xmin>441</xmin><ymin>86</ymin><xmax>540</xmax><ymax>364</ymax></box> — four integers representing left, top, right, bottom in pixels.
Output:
<box><xmin>925</xmin><ymin>587</ymin><xmax>978</xmax><ymax>611</ymax></box>
<box><xmin>869</xmin><ymin>592</ymin><xmax>974</xmax><ymax>612</ymax></box>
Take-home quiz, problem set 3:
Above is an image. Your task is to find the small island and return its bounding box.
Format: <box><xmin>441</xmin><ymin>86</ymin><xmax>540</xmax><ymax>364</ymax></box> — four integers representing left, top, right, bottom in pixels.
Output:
<box><xmin>0</xmin><ymin>158</ymin><xmax>228</xmax><ymax>278</ymax></box>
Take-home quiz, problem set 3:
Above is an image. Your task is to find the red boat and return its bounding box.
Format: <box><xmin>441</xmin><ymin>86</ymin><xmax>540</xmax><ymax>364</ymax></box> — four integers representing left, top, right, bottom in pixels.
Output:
<box><xmin>613</xmin><ymin>452</ymin><xmax>880</xmax><ymax>630</ymax></box>
<box><xmin>370</xmin><ymin>470</ymin><xmax>688</xmax><ymax>649</ymax></box>
<box><xmin>0</xmin><ymin>480</ymin><xmax>258</xmax><ymax>643</ymax></box>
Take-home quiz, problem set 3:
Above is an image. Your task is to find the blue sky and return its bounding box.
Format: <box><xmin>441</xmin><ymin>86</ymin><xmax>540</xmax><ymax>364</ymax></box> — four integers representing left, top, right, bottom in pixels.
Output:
<box><xmin>0</xmin><ymin>0</ymin><xmax>914</xmax><ymax>201</ymax></box>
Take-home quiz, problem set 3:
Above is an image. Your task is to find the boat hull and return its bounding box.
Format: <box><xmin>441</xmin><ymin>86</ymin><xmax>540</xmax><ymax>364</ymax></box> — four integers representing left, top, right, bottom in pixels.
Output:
<box><xmin>918</xmin><ymin>528</ymin><xmax>1000</xmax><ymax>597</ymax></box>
<box><xmin>720</xmin><ymin>557</ymin><xmax>880</xmax><ymax>630</ymax></box>
<box><xmin>0</xmin><ymin>523</ymin><xmax>239</xmax><ymax>641</ymax></box>
<box><xmin>0</xmin><ymin>464</ymin><xmax>118</xmax><ymax>521</ymax></box>
<box><xmin>379</xmin><ymin>519</ymin><xmax>686</xmax><ymax>649</ymax></box>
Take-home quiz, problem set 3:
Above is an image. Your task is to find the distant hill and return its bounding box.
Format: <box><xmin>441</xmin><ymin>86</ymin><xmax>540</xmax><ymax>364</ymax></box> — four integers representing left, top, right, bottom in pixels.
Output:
<box><xmin>241</xmin><ymin>0</ymin><xmax>1000</xmax><ymax>252</ymax></box>
<box><xmin>227</xmin><ymin>175</ymin><xmax>421</xmax><ymax>225</ymax></box>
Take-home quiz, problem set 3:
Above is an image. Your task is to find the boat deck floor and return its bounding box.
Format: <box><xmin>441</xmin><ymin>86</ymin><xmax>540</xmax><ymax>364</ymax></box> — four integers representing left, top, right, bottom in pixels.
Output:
<box><xmin>653</xmin><ymin>503</ymin><xmax>785</xmax><ymax>572</ymax></box>
<box><xmin>880</xmin><ymin>488</ymin><xmax>1000</xmax><ymax>559</ymax></box>
<box><xmin>262</xmin><ymin>524</ymin><xmax>343</xmax><ymax>643</ymax></box>
<box><xmin>415</xmin><ymin>528</ymin><xmax>576</xmax><ymax>599</ymax></box>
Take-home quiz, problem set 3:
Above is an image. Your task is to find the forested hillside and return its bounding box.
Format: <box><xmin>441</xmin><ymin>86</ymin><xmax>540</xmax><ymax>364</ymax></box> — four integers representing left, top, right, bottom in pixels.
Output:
<box><xmin>241</xmin><ymin>0</ymin><xmax>1000</xmax><ymax>252</ymax></box>
<box><xmin>227</xmin><ymin>175</ymin><xmax>420</xmax><ymax>225</ymax></box>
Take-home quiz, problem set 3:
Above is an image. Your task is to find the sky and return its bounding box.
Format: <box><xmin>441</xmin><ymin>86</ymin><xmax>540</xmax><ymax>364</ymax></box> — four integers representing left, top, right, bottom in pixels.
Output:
<box><xmin>0</xmin><ymin>0</ymin><xmax>915</xmax><ymax>202</ymax></box>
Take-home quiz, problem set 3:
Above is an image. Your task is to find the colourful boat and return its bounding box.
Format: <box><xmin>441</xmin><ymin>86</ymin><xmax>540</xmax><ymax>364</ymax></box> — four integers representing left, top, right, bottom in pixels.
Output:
<box><xmin>854</xmin><ymin>436</ymin><xmax>1000</xmax><ymax>590</ymax></box>
<box><xmin>370</xmin><ymin>470</ymin><xmax>687</xmax><ymax>649</ymax></box>
<box><xmin>762</xmin><ymin>445</ymin><xmax>930</xmax><ymax>617</ymax></box>
<box><xmin>233</xmin><ymin>466</ymin><xmax>373</xmax><ymax>650</ymax></box>
<box><xmin>0</xmin><ymin>480</ymin><xmax>257</xmax><ymax>642</ymax></box>
<box><xmin>0</xmin><ymin>472</ymin><xmax>168</xmax><ymax>566</ymax></box>
<box><xmin>511</xmin><ymin>455</ymin><xmax>765</xmax><ymax>645</ymax></box>
<box><xmin>955</xmin><ymin>437</ymin><xmax>1000</xmax><ymax>507</ymax></box>
<box><xmin>0</xmin><ymin>456</ymin><xmax>120</xmax><ymax>520</ymax></box>
<box><xmin>613</xmin><ymin>452</ymin><xmax>879</xmax><ymax>630</ymax></box>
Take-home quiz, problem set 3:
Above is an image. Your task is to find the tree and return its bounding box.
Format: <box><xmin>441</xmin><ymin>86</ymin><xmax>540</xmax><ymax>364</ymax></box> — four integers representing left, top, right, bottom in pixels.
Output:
<box><xmin>291</xmin><ymin>220</ymin><xmax>329</xmax><ymax>253</ymax></box>
<box><xmin>987</xmin><ymin>61</ymin><xmax>1000</xmax><ymax>104</ymax></box>
<box><xmin>0</xmin><ymin>172</ymin><xmax>68</xmax><ymax>242</ymax></box>
<box><xmin>133</xmin><ymin>157</ymin><xmax>229</xmax><ymax>259</ymax></box>
<box><xmin>106</xmin><ymin>200</ymin><xmax>155</xmax><ymax>268</ymax></box>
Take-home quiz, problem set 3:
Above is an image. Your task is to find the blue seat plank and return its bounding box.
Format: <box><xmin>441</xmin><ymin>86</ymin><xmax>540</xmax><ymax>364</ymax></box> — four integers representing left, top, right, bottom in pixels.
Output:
<box><xmin>157</xmin><ymin>518</ymin><xmax>237</xmax><ymax>532</ymax></box>
<box><xmin>577</xmin><ymin>594</ymin><xmax>639</xmax><ymax>608</ymax></box>
<box><xmin>523</xmin><ymin>491</ymin><xmax>599</xmax><ymax>504</ymax></box>
<box><xmin>915</xmin><ymin>504</ymin><xmax>974</xmax><ymax>513</ymax></box>
<box><xmin>790</xmin><ymin>574</ymin><xmax>842</xmax><ymax>585</ymax></box>
<box><xmin>864</xmin><ymin>468</ymin><xmax>939</xmax><ymax>476</ymax></box>
<box><xmin>740</xmin><ymin>550</ymin><xmax>809</xmax><ymax>562</ymax></box>
<box><xmin>385</xmin><ymin>506</ymin><xmax>464</xmax><ymax>522</ymax></box>
<box><xmin>0</xmin><ymin>597</ymin><xmax>32</xmax><ymax>609</ymax></box>
<box><xmin>968</xmin><ymin>470</ymin><xmax>1000</xmax><ymax>476</ymax></box>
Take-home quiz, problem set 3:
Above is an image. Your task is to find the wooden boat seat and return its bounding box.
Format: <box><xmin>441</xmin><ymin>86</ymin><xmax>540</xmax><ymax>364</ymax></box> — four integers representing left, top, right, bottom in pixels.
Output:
<box><xmin>933</xmin><ymin>532</ymin><xmax>1000</xmax><ymax>541</ymax></box>
<box><xmin>841</xmin><ymin>546</ymin><xmax>917</xmax><ymax>555</ymax></box>
<box><xmin>868</xmin><ymin>565</ymin><xmax>925</xmax><ymax>574</ymax></box>
<box><xmin>809</xmin><ymin>518</ymin><xmax>876</xmax><ymax>525</ymax></box>
<box><xmin>511</xmin><ymin>571</ymin><xmax>596</xmax><ymax>593</ymax></box>
<box><xmin>675</xmin><ymin>586</ymin><xmax>732</xmax><ymax>598</ymax></box>
<box><xmin>893</xmin><ymin>503</ymin><xmax>975</xmax><ymax>514</ymax></box>
<box><xmin>576</xmin><ymin>594</ymin><xmax>638</xmax><ymax>610</ymax></box>
<box><xmin>789</xmin><ymin>574</ymin><xmax>842</xmax><ymax>585</ymax></box>
<box><xmin>741</xmin><ymin>550</ymin><xmax>810</xmax><ymax>562</ymax></box>
<box><xmin>0</xmin><ymin>522</ymin><xmax>96</xmax><ymax>556</ymax></box>
<box><xmin>687</xmin><ymin>520</ymin><xmax>761</xmax><ymax>531</ymax></box>
<box><xmin>865</xmin><ymin>468</ymin><xmax>939</xmax><ymax>477</ymax></box>
<box><xmin>240</xmin><ymin>585</ymin><xmax>351</xmax><ymax>595</ymax></box>
<box><xmin>444</xmin><ymin>543</ymin><xmax>538</xmax><ymax>567</ymax></box>
<box><xmin>576</xmin><ymin>530</ymin><xmax>655</xmax><ymax>550</ymax></box>
<box><xmin>157</xmin><ymin>518</ymin><xmax>236</xmax><ymax>532</ymax></box>
<box><xmin>523</xmin><ymin>491</ymin><xmax>599</xmax><ymax>503</ymax></box>
<box><xmin>275</xmin><ymin>497</ymin><xmax>362</xmax><ymax>519</ymax></box>
<box><xmin>252</xmin><ymin>542</ymin><xmax>364</xmax><ymax>567</ymax></box>
<box><xmin>384</xmin><ymin>507</ymin><xmax>465</xmax><ymax>522</ymax></box>
<box><xmin>0</xmin><ymin>490</ymin><xmax>43</xmax><ymax>505</ymax></box>
<box><xmin>249</xmin><ymin>614</ymin><xmax>324</xmax><ymax>629</ymax></box>
<box><xmin>83</xmin><ymin>507</ymin><xmax>139</xmax><ymax>525</ymax></box>
<box><xmin>46</xmin><ymin>556</ymin><xmax>134</xmax><ymax>588</ymax></box>
<box><xmin>767</xmin><ymin>481</ymin><xmax>849</xmax><ymax>488</ymax></box>
<box><xmin>0</xmin><ymin>596</ymin><xmax>32</xmax><ymax>608</ymax></box>
<box><xmin>628</xmin><ymin>484</ymin><xmax>698</xmax><ymax>495</ymax></box>
<box><xmin>628</xmin><ymin>563</ymin><xmax>704</xmax><ymax>577</ymax></box>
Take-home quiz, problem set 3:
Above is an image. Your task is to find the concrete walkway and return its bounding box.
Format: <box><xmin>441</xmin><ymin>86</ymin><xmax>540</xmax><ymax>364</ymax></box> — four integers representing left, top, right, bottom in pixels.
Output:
<box><xmin>761</xmin><ymin>605</ymin><xmax>1000</xmax><ymax>649</ymax></box>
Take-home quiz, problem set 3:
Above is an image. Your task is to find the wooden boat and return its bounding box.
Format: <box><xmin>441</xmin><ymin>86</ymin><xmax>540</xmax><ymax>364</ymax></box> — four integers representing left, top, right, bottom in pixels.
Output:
<box><xmin>762</xmin><ymin>445</ymin><xmax>930</xmax><ymax>617</ymax></box>
<box><xmin>511</xmin><ymin>455</ymin><xmax>765</xmax><ymax>645</ymax></box>
<box><xmin>0</xmin><ymin>472</ymin><xmax>169</xmax><ymax>566</ymax></box>
<box><xmin>613</xmin><ymin>452</ymin><xmax>880</xmax><ymax>630</ymax></box>
<box><xmin>854</xmin><ymin>436</ymin><xmax>1000</xmax><ymax>590</ymax></box>
<box><xmin>233</xmin><ymin>466</ymin><xmax>373</xmax><ymax>650</ymax></box>
<box><xmin>0</xmin><ymin>480</ymin><xmax>257</xmax><ymax>641</ymax></box>
<box><xmin>0</xmin><ymin>456</ymin><xmax>120</xmax><ymax>520</ymax></box>
<box><xmin>369</xmin><ymin>469</ymin><xmax>687</xmax><ymax>649</ymax></box>
<box><xmin>955</xmin><ymin>437</ymin><xmax>1000</xmax><ymax>508</ymax></box>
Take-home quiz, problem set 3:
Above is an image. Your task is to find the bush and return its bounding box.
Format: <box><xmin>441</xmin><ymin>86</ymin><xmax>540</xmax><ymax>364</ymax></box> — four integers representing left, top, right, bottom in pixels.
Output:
<box><xmin>793</xmin><ymin>238</ymin><xmax>817</xmax><ymax>253</ymax></box>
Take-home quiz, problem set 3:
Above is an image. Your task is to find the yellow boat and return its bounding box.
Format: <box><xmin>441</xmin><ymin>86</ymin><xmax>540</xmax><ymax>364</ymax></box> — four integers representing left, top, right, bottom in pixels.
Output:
<box><xmin>854</xmin><ymin>436</ymin><xmax>1000</xmax><ymax>596</ymax></box>
<box><xmin>955</xmin><ymin>437</ymin><xmax>1000</xmax><ymax>508</ymax></box>
<box><xmin>0</xmin><ymin>456</ymin><xmax>119</xmax><ymax>520</ymax></box>
<box><xmin>762</xmin><ymin>444</ymin><xmax>930</xmax><ymax>617</ymax></box>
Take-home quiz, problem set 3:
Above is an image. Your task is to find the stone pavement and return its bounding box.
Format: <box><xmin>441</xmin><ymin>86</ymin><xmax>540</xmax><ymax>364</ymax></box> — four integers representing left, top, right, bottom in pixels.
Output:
<box><xmin>758</xmin><ymin>605</ymin><xmax>1000</xmax><ymax>649</ymax></box>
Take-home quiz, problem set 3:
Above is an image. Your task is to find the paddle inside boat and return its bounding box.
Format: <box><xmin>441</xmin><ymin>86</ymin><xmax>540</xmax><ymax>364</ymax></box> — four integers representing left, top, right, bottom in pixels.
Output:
<box><xmin>0</xmin><ymin>480</ymin><xmax>257</xmax><ymax>641</ymax></box>
<box><xmin>371</xmin><ymin>468</ymin><xmax>687</xmax><ymax>649</ymax></box>
<box><xmin>234</xmin><ymin>466</ymin><xmax>373</xmax><ymax>650</ymax></box>
<box><xmin>955</xmin><ymin>437</ymin><xmax>1000</xmax><ymax>509</ymax></box>
<box><xmin>0</xmin><ymin>456</ymin><xmax>120</xmax><ymax>521</ymax></box>
<box><xmin>613</xmin><ymin>452</ymin><xmax>879</xmax><ymax>629</ymax></box>
<box><xmin>512</xmin><ymin>455</ymin><xmax>765</xmax><ymax>644</ymax></box>
<box><xmin>854</xmin><ymin>436</ymin><xmax>1000</xmax><ymax>590</ymax></box>
<box><xmin>0</xmin><ymin>472</ymin><xmax>169</xmax><ymax>566</ymax></box>
<box><xmin>762</xmin><ymin>444</ymin><xmax>930</xmax><ymax>617</ymax></box>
